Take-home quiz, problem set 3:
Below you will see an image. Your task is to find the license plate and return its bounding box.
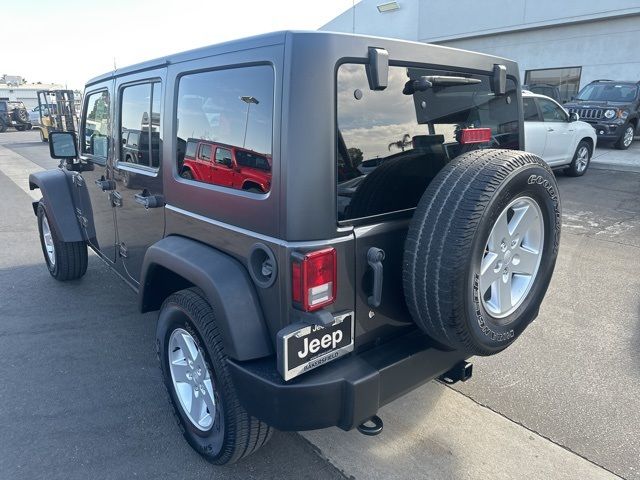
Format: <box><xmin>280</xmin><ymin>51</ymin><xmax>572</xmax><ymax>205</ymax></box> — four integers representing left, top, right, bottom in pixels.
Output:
<box><xmin>278</xmin><ymin>312</ymin><xmax>354</xmax><ymax>381</ymax></box>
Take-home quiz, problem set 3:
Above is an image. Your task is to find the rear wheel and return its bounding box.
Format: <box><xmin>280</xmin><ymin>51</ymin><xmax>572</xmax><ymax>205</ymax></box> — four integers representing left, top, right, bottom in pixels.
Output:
<box><xmin>37</xmin><ymin>201</ymin><xmax>88</xmax><ymax>281</ymax></box>
<box><xmin>564</xmin><ymin>140</ymin><xmax>591</xmax><ymax>177</ymax></box>
<box><xmin>615</xmin><ymin>124</ymin><xmax>635</xmax><ymax>150</ymax></box>
<box><xmin>180</xmin><ymin>169</ymin><xmax>193</xmax><ymax>180</ymax></box>
<box><xmin>403</xmin><ymin>149</ymin><xmax>561</xmax><ymax>355</ymax></box>
<box><xmin>15</xmin><ymin>125</ymin><xmax>25</xmax><ymax>131</ymax></box>
<box><xmin>157</xmin><ymin>288</ymin><xmax>272</xmax><ymax>464</ymax></box>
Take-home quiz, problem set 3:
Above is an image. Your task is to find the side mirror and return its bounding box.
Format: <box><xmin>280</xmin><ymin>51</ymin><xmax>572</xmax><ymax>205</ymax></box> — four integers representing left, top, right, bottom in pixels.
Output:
<box><xmin>49</xmin><ymin>131</ymin><xmax>78</xmax><ymax>160</ymax></box>
<box><xmin>569</xmin><ymin>112</ymin><xmax>579</xmax><ymax>122</ymax></box>
<box><xmin>492</xmin><ymin>64</ymin><xmax>507</xmax><ymax>95</ymax></box>
<box><xmin>366</xmin><ymin>47</ymin><xmax>389</xmax><ymax>91</ymax></box>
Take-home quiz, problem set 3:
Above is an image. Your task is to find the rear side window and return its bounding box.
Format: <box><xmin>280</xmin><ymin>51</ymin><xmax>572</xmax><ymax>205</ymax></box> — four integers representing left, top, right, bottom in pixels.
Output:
<box><xmin>176</xmin><ymin>65</ymin><xmax>274</xmax><ymax>194</ymax></box>
<box><xmin>336</xmin><ymin>64</ymin><xmax>519</xmax><ymax>221</ymax></box>
<box><xmin>82</xmin><ymin>90</ymin><xmax>111</xmax><ymax>158</ymax></box>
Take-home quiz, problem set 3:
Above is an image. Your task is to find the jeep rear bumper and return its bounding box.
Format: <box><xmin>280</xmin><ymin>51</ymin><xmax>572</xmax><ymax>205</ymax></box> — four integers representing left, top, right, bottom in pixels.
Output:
<box><xmin>227</xmin><ymin>331</ymin><xmax>469</xmax><ymax>431</ymax></box>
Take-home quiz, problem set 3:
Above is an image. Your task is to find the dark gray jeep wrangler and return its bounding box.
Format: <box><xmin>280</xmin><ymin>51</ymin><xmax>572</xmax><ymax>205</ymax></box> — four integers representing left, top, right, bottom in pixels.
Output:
<box><xmin>29</xmin><ymin>31</ymin><xmax>561</xmax><ymax>464</ymax></box>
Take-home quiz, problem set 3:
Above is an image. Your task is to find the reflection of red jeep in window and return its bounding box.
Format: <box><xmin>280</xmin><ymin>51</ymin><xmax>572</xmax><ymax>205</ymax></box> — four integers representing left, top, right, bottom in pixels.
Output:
<box><xmin>180</xmin><ymin>139</ymin><xmax>272</xmax><ymax>193</ymax></box>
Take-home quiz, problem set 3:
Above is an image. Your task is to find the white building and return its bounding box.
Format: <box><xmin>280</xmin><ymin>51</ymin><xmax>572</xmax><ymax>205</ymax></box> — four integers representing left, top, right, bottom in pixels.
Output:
<box><xmin>0</xmin><ymin>83</ymin><xmax>65</xmax><ymax>110</ymax></box>
<box><xmin>321</xmin><ymin>0</ymin><xmax>640</xmax><ymax>102</ymax></box>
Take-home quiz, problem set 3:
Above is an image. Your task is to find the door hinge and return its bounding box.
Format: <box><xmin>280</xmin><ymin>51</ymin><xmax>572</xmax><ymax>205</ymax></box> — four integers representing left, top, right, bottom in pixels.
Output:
<box><xmin>118</xmin><ymin>243</ymin><xmax>128</xmax><ymax>258</ymax></box>
<box><xmin>110</xmin><ymin>191</ymin><xmax>123</xmax><ymax>208</ymax></box>
<box><xmin>76</xmin><ymin>210</ymin><xmax>88</xmax><ymax>228</ymax></box>
<box><xmin>72</xmin><ymin>174</ymin><xmax>85</xmax><ymax>187</ymax></box>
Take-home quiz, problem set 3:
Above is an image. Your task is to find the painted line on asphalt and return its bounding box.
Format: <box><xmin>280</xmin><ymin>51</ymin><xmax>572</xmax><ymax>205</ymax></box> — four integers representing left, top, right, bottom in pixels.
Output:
<box><xmin>0</xmin><ymin>144</ymin><xmax>44</xmax><ymax>201</ymax></box>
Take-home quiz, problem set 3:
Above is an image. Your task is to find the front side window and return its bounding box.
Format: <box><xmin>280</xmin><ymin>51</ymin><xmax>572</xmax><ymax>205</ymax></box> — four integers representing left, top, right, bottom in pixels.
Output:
<box><xmin>119</xmin><ymin>82</ymin><xmax>161</xmax><ymax>169</ymax></box>
<box><xmin>523</xmin><ymin>98</ymin><xmax>541</xmax><ymax>121</ymax></box>
<box><xmin>176</xmin><ymin>65</ymin><xmax>274</xmax><ymax>193</ymax></box>
<box><xmin>337</xmin><ymin>63</ymin><xmax>519</xmax><ymax>221</ymax></box>
<box><xmin>538</xmin><ymin>98</ymin><xmax>568</xmax><ymax>122</ymax></box>
<box><xmin>82</xmin><ymin>90</ymin><xmax>111</xmax><ymax>158</ymax></box>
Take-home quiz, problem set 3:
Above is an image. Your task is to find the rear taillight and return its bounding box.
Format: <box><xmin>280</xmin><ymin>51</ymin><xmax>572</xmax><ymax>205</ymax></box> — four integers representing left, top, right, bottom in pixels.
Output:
<box><xmin>459</xmin><ymin>128</ymin><xmax>492</xmax><ymax>145</ymax></box>
<box><xmin>292</xmin><ymin>248</ymin><xmax>337</xmax><ymax>312</ymax></box>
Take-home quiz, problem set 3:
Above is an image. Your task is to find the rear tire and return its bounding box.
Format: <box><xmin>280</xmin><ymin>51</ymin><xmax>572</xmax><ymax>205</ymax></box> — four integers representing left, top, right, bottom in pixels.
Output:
<box><xmin>403</xmin><ymin>149</ymin><xmax>561</xmax><ymax>355</ymax></box>
<box><xmin>564</xmin><ymin>140</ymin><xmax>591</xmax><ymax>177</ymax></box>
<box><xmin>156</xmin><ymin>288</ymin><xmax>272</xmax><ymax>465</ymax></box>
<box><xmin>37</xmin><ymin>201</ymin><xmax>88</xmax><ymax>281</ymax></box>
<box><xmin>15</xmin><ymin>125</ymin><xmax>25</xmax><ymax>131</ymax></box>
<box><xmin>180</xmin><ymin>169</ymin><xmax>193</xmax><ymax>180</ymax></box>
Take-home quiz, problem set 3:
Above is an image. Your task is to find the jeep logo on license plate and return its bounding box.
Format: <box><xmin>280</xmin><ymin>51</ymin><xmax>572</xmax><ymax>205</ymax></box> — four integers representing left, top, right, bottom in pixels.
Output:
<box><xmin>277</xmin><ymin>312</ymin><xmax>354</xmax><ymax>381</ymax></box>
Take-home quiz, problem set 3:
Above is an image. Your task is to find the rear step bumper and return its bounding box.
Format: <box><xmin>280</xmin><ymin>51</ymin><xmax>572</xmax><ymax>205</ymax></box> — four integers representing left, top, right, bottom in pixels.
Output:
<box><xmin>227</xmin><ymin>331</ymin><xmax>470</xmax><ymax>431</ymax></box>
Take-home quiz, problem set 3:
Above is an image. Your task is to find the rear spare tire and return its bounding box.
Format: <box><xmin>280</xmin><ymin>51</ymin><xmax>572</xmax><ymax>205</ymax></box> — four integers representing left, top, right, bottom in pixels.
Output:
<box><xmin>403</xmin><ymin>149</ymin><xmax>561</xmax><ymax>355</ymax></box>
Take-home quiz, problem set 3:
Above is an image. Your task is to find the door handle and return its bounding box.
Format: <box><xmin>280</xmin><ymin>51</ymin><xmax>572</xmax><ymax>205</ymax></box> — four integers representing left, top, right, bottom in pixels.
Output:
<box><xmin>547</xmin><ymin>128</ymin><xmax>555</xmax><ymax>132</ymax></box>
<box><xmin>134</xmin><ymin>191</ymin><xmax>165</xmax><ymax>209</ymax></box>
<box><xmin>366</xmin><ymin>247</ymin><xmax>385</xmax><ymax>308</ymax></box>
<box><xmin>95</xmin><ymin>178</ymin><xmax>116</xmax><ymax>191</ymax></box>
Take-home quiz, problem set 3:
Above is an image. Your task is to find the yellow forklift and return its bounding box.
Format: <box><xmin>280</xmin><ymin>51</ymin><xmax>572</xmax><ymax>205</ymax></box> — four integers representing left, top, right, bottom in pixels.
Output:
<box><xmin>35</xmin><ymin>90</ymin><xmax>77</xmax><ymax>142</ymax></box>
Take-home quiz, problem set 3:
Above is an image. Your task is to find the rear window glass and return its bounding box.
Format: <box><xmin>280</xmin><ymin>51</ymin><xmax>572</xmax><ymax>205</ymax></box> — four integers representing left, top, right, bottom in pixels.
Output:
<box><xmin>337</xmin><ymin>63</ymin><xmax>520</xmax><ymax>221</ymax></box>
<box><xmin>236</xmin><ymin>150</ymin><xmax>271</xmax><ymax>171</ymax></box>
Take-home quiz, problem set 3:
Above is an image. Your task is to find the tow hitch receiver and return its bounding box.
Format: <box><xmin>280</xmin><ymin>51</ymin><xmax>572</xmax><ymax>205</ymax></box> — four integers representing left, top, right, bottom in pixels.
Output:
<box><xmin>357</xmin><ymin>415</ymin><xmax>383</xmax><ymax>436</ymax></box>
<box><xmin>439</xmin><ymin>361</ymin><xmax>473</xmax><ymax>385</ymax></box>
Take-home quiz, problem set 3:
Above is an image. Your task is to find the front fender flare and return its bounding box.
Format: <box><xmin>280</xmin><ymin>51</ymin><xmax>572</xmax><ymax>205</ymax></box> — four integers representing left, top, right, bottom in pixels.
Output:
<box><xmin>28</xmin><ymin>169</ymin><xmax>84</xmax><ymax>243</ymax></box>
<box><xmin>140</xmin><ymin>236</ymin><xmax>273</xmax><ymax>361</ymax></box>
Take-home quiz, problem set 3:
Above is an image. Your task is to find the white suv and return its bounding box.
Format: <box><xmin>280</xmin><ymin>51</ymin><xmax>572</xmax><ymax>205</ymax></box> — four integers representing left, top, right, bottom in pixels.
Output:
<box><xmin>523</xmin><ymin>91</ymin><xmax>597</xmax><ymax>176</ymax></box>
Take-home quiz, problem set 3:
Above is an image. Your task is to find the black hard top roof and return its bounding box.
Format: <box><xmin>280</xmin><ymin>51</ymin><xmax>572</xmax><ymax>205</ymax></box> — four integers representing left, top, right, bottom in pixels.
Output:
<box><xmin>86</xmin><ymin>30</ymin><xmax>517</xmax><ymax>87</ymax></box>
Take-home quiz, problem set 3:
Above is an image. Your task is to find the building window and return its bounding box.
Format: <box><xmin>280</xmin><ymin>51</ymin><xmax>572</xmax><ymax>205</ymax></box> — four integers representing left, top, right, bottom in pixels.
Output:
<box><xmin>525</xmin><ymin>67</ymin><xmax>582</xmax><ymax>104</ymax></box>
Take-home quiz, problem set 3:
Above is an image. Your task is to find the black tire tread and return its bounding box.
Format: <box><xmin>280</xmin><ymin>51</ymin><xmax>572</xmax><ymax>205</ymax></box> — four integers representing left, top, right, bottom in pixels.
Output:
<box><xmin>403</xmin><ymin>149</ymin><xmax>554</xmax><ymax>354</ymax></box>
<box><xmin>37</xmin><ymin>201</ymin><xmax>88</xmax><ymax>281</ymax></box>
<box><xmin>161</xmin><ymin>288</ymin><xmax>272</xmax><ymax>464</ymax></box>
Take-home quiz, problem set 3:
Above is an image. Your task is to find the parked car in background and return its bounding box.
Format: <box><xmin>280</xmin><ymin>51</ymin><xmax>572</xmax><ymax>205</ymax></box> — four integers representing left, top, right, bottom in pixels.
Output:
<box><xmin>524</xmin><ymin>83</ymin><xmax>561</xmax><ymax>102</ymax></box>
<box><xmin>564</xmin><ymin>80</ymin><xmax>639</xmax><ymax>150</ymax></box>
<box><xmin>0</xmin><ymin>100</ymin><xmax>32</xmax><ymax>132</ymax></box>
<box><xmin>179</xmin><ymin>139</ymin><xmax>272</xmax><ymax>193</ymax></box>
<box><xmin>29</xmin><ymin>104</ymin><xmax>57</xmax><ymax>125</ymax></box>
<box><xmin>523</xmin><ymin>91</ymin><xmax>597</xmax><ymax>176</ymax></box>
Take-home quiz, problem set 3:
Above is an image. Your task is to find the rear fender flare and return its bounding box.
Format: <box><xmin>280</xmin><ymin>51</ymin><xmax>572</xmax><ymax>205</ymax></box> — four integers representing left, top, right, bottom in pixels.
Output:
<box><xmin>140</xmin><ymin>236</ymin><xmax>274</xmax><ymax>361</ymax></box>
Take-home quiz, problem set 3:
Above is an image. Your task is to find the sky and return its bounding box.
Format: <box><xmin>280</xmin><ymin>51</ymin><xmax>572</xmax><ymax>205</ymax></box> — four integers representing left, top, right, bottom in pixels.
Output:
<box><xmin>2</xmin><ymin>0</ymin><xmax>356</xmax><ymax>90</ymax></box>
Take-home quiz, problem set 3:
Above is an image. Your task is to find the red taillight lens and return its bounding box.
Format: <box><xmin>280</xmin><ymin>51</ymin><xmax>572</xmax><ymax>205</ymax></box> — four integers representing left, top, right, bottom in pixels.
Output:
<box><xmin>459</xmin><ymin>128</ymin><xmax>492</xmax><ymax>145</ymax></box>
<box><xmin>291</xmin><ymin>248</ymin><xmax>337</xmax><ymax>312</ymax></box>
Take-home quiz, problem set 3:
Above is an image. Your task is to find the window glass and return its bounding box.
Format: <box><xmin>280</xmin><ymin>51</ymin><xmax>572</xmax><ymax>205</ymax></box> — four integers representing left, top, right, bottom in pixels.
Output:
<box><xmin>523</xmin><ymin>98</ymin><xmax>541</xmax><ymax>121</ymax></box>
<box><xmin>200</xmin><ymin>144</ymin><xmax>212</xmax><ymax>160</ymax></box>
<box><xmin>538</xmin><ymin>98</ymin><xmax>567</xmax><ymax>122</ymax></box>
<box><xmin>120</xmin><ymin>82</ymin><xmax>161</xmax><ymax>169</ymax></box>
<box><xmin>337</xmin><ymin>63</ymin><xmax>519</xmax><ymax>221</ymax></box>
<box><xmin>82</xmin><ymin>90</ymin><xmax>111</xmax><ymax>158</ymax></box>
<box><xmin>176</xmin><ymin>65</ymin><xmax>274</xmax><ymax>194</ymax></box>
<box><xmin>215</xmin><ymin>147</ymin><xmax>232</xmax><ymax>165</ymax></box>
<box><xmin>576</xmin><ymin>83</ymin><xmax>638</xmax><ymax>102</ymax></box>
<box><xmin>525</xmin><ymin>67</ymin><xmax>581</xmax><ymax>103</ymax></box>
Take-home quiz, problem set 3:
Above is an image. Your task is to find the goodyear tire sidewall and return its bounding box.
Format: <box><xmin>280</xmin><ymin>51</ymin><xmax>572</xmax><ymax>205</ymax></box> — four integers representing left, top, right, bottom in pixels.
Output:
<box><xmin>464</xmin><ymin>162</ymin><xmax>561</xmax><ymax>354</ymax></box>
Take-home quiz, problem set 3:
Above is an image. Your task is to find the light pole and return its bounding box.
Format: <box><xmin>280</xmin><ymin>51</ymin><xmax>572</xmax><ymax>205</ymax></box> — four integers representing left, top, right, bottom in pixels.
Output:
<box><xmin>240</xmin><ymin>96</ymin><xmax>259</xmax><ymax>147</ymax></box>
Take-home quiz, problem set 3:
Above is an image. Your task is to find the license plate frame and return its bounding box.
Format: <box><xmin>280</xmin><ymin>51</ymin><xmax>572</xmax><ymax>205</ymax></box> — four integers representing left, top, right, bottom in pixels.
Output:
<box><xmin>277</xmin><ymin>312</ymin><xmax>354</xmax><ymax>381</ymax></box>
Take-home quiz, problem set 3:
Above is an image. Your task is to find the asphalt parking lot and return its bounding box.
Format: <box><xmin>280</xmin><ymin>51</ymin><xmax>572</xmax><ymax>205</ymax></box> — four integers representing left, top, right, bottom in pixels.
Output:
<box><xmin>1</xmin><ymin>130</ymin><xmax>638</xmax><ymax>479</ymax></box>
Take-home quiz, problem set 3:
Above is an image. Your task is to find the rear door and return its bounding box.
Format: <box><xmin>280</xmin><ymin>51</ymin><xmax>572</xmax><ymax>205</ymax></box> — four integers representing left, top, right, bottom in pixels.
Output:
<box><xmin>337</xmin><ymin>63</ymin><xmax>522</xmax><ymax>349</ymax></box>
<box><xmin>113</xmin><ymin>71</ymin><xmax>166</xmax><ymax>284</ymax></box>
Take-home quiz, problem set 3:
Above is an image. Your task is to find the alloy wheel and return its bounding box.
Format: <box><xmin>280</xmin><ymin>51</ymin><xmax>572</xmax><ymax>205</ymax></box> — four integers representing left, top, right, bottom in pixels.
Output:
<box><xmin>168</xmin><ymin>328</ymin><xmax>217</xmax><ymax>431</ymax></box>
<box><xmin>41</xmin><ymin>215</ymin><xmax>56</xmax><ymax>266</ymax></box>
<box><xmin>623</xmin><ymin>126</ymin><xmax>634</xmax><ymax>148</ymax></box>
<box><xmin>575</xmin><ymin>145</ymin><xmax>589</xmax><ymax>173</ymax></box>
<box><xmin>480</xmin><ymin>197</ymin><xmax>544</xmax><ymax>319</ymax></box>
